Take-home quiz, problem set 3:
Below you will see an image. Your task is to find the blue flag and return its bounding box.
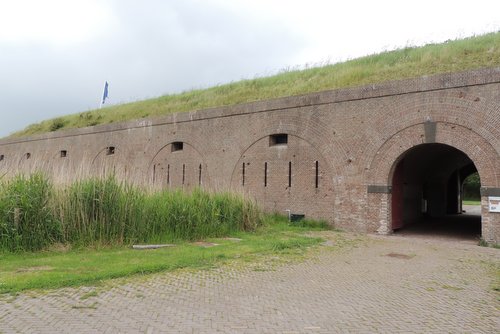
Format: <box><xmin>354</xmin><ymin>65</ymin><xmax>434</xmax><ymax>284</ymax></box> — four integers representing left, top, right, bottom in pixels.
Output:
<box><xmin>102</xmin><ymin>81</ymin><xmax>109</xmax><ymax>104</ymax></box>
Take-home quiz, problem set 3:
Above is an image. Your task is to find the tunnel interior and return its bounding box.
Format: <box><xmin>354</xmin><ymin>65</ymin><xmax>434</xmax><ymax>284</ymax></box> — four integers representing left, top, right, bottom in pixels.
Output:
<box><xmin>391</xmin><ymin>143</ymin><xmax>481</xmax><ymax>240</ymax></box>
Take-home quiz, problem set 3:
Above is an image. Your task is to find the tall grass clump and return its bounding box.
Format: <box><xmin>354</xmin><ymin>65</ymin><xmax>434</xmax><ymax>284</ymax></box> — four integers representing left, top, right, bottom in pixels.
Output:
<box><xmin>0</xmin><ymin>174</ymin><xmax>261</xmax><ymax>252</ymax></box>
<box><xmin>143</xmin><ymin>189</ymin><xmax>260</xmax><ymax>242</ymax></box>
<box><xmin>0</xmin><ymin>174</ymin><xmax>61</xmax><ymax>252</ymax></box>
<box><xmin>57</xmin><ymin>177</ymin><xmax>146</xmax><ymax>246</ymax></box>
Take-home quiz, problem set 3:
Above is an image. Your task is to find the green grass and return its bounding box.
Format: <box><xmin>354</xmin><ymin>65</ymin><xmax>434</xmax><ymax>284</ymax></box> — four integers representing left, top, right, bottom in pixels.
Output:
<box><xmin>0</xmin><ymin>220</ymin><xmax>329</xmax><ymax>294</ymax></box>
<box><xmin>11</xmin><ymin>32</ymin><xmax>500</xmax><ymax>138</ymax></box>
<box><xmin>463</xmin><ymin>200</ymin><xmax>481</xmax><ymax>205</ymax></box>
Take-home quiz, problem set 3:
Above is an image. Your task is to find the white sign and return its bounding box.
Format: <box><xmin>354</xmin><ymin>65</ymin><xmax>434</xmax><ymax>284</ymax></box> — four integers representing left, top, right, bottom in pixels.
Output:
<box><xmin>489</xmin><ymin>196</ymin><xmax>500</xmax><ymax>213</ymax></box>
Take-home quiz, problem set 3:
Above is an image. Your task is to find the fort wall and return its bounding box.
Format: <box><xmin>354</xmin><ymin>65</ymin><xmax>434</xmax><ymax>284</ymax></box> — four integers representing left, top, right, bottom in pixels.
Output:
<box><xmin>1</xmin><ymin>68</ymin><xmax>499</xmax><ymax>242</ymax></box>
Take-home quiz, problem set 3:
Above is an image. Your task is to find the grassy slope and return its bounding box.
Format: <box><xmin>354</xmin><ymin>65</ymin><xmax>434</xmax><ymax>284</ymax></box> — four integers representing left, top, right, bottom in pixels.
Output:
<box><xmin>12</xmin><ymin>32</ymin><xmax>500</xmax><ymax>138</ymax></box>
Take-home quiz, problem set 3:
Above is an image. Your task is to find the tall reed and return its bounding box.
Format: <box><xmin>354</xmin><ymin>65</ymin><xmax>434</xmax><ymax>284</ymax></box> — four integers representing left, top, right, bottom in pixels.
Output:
<box><xmin>0</xmin><ymin>174</ymin><xmax>61</xmax><ymax>251</ymax></box>
<box><xmin>0</xmin><ymin>174</ymin><xmax>261</xmax><ymax>252</ymax></box>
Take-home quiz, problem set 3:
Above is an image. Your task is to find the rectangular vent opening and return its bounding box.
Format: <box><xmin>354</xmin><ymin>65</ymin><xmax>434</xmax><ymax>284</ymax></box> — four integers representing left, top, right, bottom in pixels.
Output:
<box><xmin>269</xmin><ymin>134</ymin><xmax>288</xmax><ymax>146</ymax></box>
<box><xmin>106</xmin><ymin>146</ymin><xmax>115</xmax><ymax>155</ymax></box>
<box><xmin>242</xmin><ymin>162</ymin><xmax>245</xmax><ymax>186</ymax></box>
<box><xmin>288</xmin><ymin>161</ymin><xmax>292</xmax><ymax>188</ymax></box>
<box><xmin>172</xmin><ymin>142</ymin><xmax>184</xmax><ymax>152</ymax></box>
<box><xmin>315</xmin><ymin>161</ymin><xmax>319</xmax><ymax>189</ymax></box>
<box><xmin>199</xmin><ymin>164</ymin><xmax>202</xmax><ymax>186</ymax></box>
<box><xmin>0</xmin><ymin>155</ymin><xmax>4</xmax><ymax>161</ymax></box>
<box><xmin>182</xmin><ymin>164</ymin><xmax>186</xmax><ymax>185</ymax></box>
<box><xmin>264</xmin><ymin>162</ymin><xmax>268</xmax><ymax>187</ymax></box>
<box><xmin>60</xmin><ymin>150</ymin><xmax>67</xmax><ymax>158</ymax></box>
<box><xmin>167</xmin><ymin>164</ymin><xmax>170</xmax><ymax>185</ymax></box>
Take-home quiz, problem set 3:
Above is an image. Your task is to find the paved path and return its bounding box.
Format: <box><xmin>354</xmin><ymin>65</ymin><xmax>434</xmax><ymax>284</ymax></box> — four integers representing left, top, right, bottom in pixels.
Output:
<box><xmin>1</xmin><ymin>233</ymin><xmax>499</xmax><ymax>333</ymax></box>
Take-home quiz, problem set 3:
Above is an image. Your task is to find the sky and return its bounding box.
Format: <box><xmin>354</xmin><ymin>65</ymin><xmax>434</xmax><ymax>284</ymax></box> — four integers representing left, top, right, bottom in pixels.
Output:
<box><xmin>0</xmin><ymin>0</ymin><xmax>499</xmax><ymax>138</ymax></box>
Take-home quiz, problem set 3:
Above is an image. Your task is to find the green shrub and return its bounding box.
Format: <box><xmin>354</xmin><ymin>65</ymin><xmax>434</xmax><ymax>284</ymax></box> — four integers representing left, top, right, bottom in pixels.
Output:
<box><xmin>49</xmin><ymin>118</ymin><xmax>66</xmax><ymax>132</ymax></box>
<box><xmin>463</xmin><ymin>172</ymin><xmax>481</xmax><ymax>201</ymax></box>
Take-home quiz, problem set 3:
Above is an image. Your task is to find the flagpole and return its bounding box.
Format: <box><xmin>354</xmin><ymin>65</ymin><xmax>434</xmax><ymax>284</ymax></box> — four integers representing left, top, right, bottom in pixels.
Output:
<box><xmin>99</xmin><ymin>84</ymin><xmax>104</xmax><ymax>109</ymax></box>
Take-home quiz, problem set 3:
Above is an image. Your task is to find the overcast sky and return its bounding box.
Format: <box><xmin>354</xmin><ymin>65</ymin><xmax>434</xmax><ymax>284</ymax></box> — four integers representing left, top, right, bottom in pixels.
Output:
<box><xmin>0</xmin><ymin>0</ymin><xmax>499</xmax><ymax>138</ymax></box>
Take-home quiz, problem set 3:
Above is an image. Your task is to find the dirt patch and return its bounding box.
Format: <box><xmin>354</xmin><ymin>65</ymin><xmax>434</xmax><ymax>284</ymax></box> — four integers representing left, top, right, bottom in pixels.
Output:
<box><xmin>192</xmin><ymin>242</ymin><xmax>219</xmax><ymax>248</ymax></box>
<box><xmin>223</xmin><ymin>238</ymin><xmax>242</xmax><ymax>242</ymax></box>
<box><xmin>385</xmin><ymin>252</ymin><xmax>415</xmax><ymax>260</ymax></box>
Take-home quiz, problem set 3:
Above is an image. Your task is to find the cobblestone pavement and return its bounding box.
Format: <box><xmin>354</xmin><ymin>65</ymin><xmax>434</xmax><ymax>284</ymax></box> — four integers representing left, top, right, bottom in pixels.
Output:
<box><xmin>1</xmin><ymin>233</ymin><xmax>499</xmax><ymax>333</ymax></box>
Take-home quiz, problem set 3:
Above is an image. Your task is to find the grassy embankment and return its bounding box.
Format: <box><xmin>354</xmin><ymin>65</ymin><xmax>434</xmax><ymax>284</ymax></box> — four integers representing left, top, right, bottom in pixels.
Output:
<box><xmin>11</xmin><ymin>32</ymin><xmax>500</xmax><ymax>137</ymax></box>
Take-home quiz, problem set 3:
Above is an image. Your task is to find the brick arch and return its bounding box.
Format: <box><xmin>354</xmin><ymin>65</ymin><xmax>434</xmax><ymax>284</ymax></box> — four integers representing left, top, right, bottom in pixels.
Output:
<box><xmin>149</xmin><ymin>141</ymin><xmax>209</xmax><ymax>189</ymax></box>
<box><xmin>360</xmin><ymin>91</ymin><xmax>500</xmax><ymax>178</ymax></box>
<box><xmin>230</xmin><ymin>132</ymin><xmax>335</xmax><ymax>222</ymax></box>
<box><xmin>43</xmin><ymin>149</ymin><xmax>74</xmax><ymax>183</ymax></box>
<box><xmin>367</xmin><ymin>122</ymin><xmax>499</xmax><ymax>187</ymax></box>
<box><xmin>17</xmin><ymin>151</ymin><xmax>40</xmax><ymax>175</ymax></box>
<box><xmin>233</xmin><ymin>110</ymin><xmax>348</xmax><ymax>179</ymax></box>
<box><xmin>15</xmin><ymin>149</ymin><xmax>73</xmax><ymax>182</ymax></box>
<box><xmin>90</xmin><ymin>146</ymin><xmax>126</xmax><ymax>179</ymax></box>
<box><xmin>365</xmin><ymin>122</ymin><xmax>500</xmax><ymax>237</ymax></box>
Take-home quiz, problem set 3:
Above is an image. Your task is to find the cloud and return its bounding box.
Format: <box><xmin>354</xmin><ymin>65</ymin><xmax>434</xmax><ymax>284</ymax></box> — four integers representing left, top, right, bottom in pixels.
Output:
<box><xmin>0</xmin><ymin>0</ymin><xmax>305</xmax><ymax>137</ymax></box>
<box><xmin>0</xmin><ymin>0</ymin><xmax>114</xmax><ymax>45</ymax></box>
<box><xmin>0</xmin><ymin>0</ymin><xmax>498</xmax><ymax>137</ymax></box>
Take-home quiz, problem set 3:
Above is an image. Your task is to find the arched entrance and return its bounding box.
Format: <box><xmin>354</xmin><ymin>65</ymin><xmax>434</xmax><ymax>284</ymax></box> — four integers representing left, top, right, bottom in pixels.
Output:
<box><xmin>390</xmin><ymin>143</ymin><xmax>481</xmax><ymax>240</ymax></box>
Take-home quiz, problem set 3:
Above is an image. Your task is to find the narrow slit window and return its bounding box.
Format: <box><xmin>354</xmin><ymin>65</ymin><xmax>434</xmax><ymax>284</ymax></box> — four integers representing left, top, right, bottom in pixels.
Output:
<box><xmin>269</xmin><ymin>134</ymin><xmax>288</xmax><ymax>146</ymax></box>
<box><xmin>264</xmin><ymin>162</ymin><xmax>268</xmax><ymax>187</ymax></box>
<box><xmin>288</xmin><ymin>161</ymin><xmax>292</xmax><ymax>188</ymax></box>
<box><xmin>0</xmin><ymin>155</ymin><xmax>4</xmax><ymax>161</ymax></box>
<box><xmin>153</xmin><ymin>164</ymin><xmax>156</xmax><ymax>183</ymax></box>
<box><xmin>171</xmin><ymin>142</ymin><xmax>184</xmax><ymax>152</ymax></box>
<box><xmin>60</xmin><ymin>150</ymin><xmax>67</xmax><ymax>158</ymax></box>
<box><xmin>182</xmin><ymin>164</ymin><xmax>186</xmax><ymax>185</ymax></box>
<box><xmin>315</xmin><ymin>161</ymin><xmax>319</xmax><ymax>189</ymax></box>
<box><xmin>198</xmin><ymin>164</ymin><xmax>202</xmax><ymax>186</ymax></box>
<box><xmin>167</xmin><ymin>164</ymin><xmax>170</xmax><ymax>185</ymax></box>
<box><xmin>242</xmin><ymin>162</ymin><xmax>245</xmax><ymax>186</ymax></box>
<box><xmin>106</xmin><ymin>146</ymin><xmax>115</xmax><ymax>155</ymax></box>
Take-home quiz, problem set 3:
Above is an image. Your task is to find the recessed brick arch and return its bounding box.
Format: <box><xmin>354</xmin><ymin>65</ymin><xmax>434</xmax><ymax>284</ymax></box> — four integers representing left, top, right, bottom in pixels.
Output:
<box><xmin>17</xmin><ymin>151</ymin><xmax>39</xmax><ymax>175</ymax></box>
<box><xmin>43</xmin><ymin>149</ymin><xmax>73</xmax><ymax>183</ymax></box>
<box><xmin>233</xmin><ymin>109</ymin><xmax>348</xmax><ymax>179</ymax></box>
<box><xmin>360</xmin><ymin>90</ymin><xmax>500</xmax><ymax>175</ymax></box>
<box><xmin>149</xmin><ymin>141</ymin><xmax>209</xmax><ymax>189</ymax></box>
<box><xmin>366</xmin><ymin>121</ymin><xmax>500</xmax><ymax>241</ymax></box>
<box><xmin>90</xmin><ymin>146</ymin><xmax>126</xmax><ymax>179</ymax></box>
<box><xmin>230</xmin><ymin>132</ymin><xmax>334</xmax><ymax>222</ymax></box>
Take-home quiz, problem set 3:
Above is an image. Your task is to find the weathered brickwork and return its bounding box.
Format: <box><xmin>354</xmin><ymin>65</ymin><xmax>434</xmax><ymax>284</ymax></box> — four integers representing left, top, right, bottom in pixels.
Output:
<box><xmin>1</xmin><ymin>68</ymin><xmax>499</xmax><ymax>241</ymax></box>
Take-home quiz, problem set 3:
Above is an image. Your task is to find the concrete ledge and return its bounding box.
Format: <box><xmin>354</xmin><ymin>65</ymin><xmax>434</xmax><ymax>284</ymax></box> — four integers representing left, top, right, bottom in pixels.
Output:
<box><xmin>481</xmin><ymin>187</ymin><xmax>500</xmax><ymax>196</ymax></box>
<box><xmin>367</xmin><ymin>185</ymin><xmax>392</xmax><ymax>194</ymax></box>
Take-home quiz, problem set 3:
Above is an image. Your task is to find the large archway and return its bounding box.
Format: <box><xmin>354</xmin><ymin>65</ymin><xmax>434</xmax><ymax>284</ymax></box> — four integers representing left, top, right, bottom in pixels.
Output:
<box><xmin>390</xmin><ymin>143</ymin><xmax>481</xmax><ymax>240</ymax></box>
<box><xmin>366</xmin><ymin>121</ymin><xmax>500</xmax><ymax>243</ymax></box>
